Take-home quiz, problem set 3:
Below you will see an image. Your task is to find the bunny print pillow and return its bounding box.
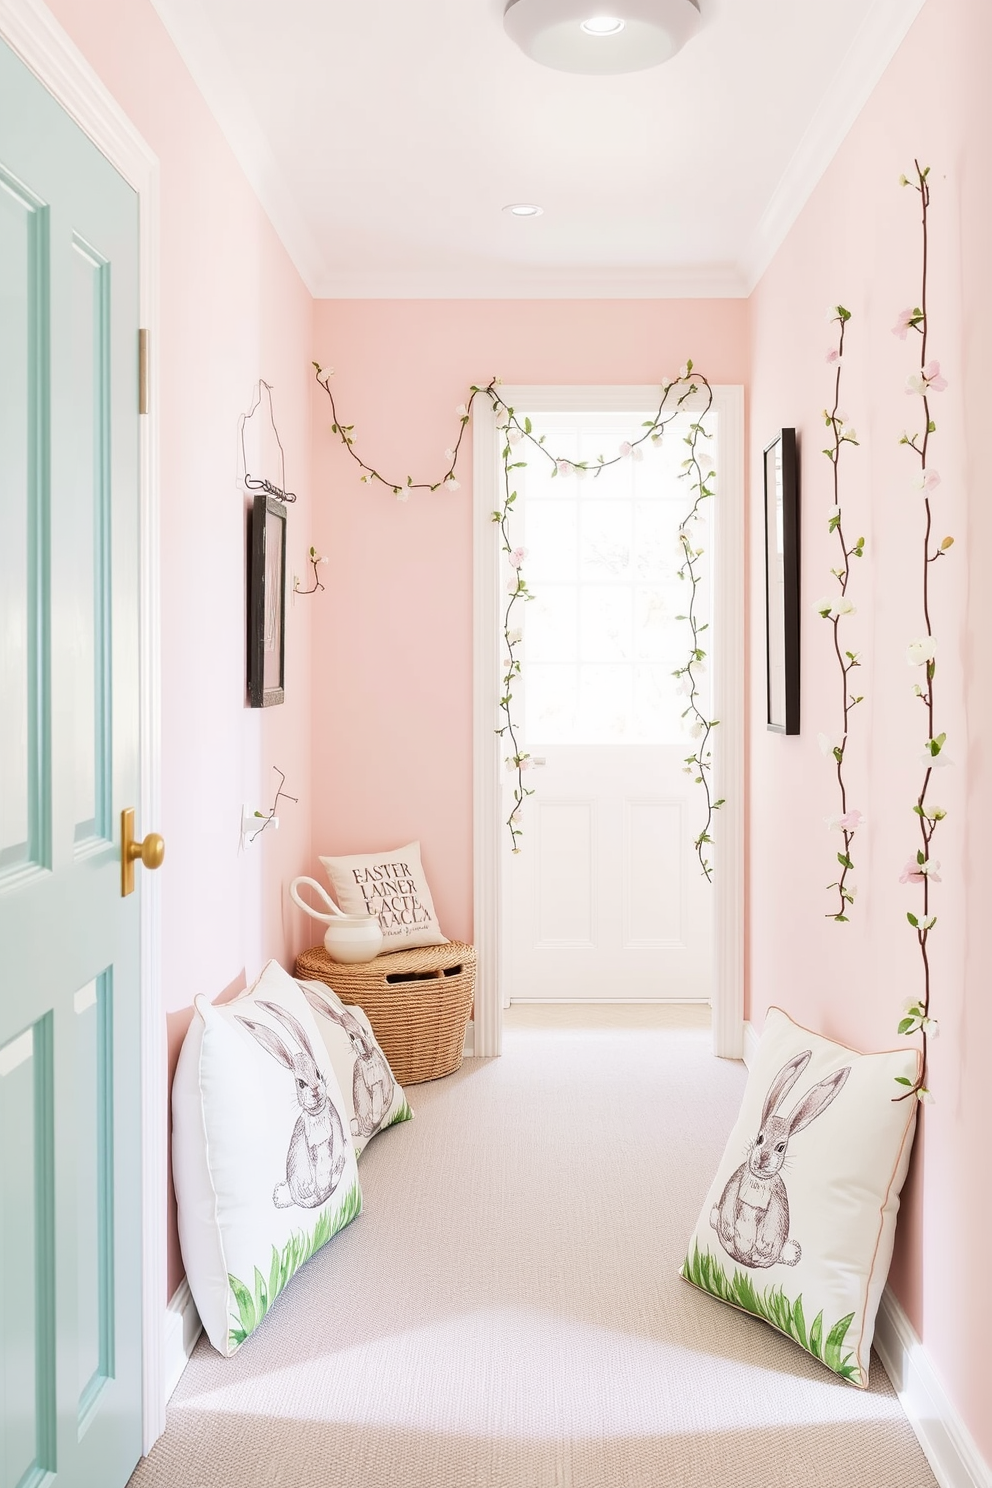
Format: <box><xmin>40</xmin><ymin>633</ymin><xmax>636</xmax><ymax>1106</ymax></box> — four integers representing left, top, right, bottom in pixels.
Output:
<box><xmin>173</xmin><ymin>960</ymin><xmax>361</xmax><ymax>1356</ymax></box>
<box><xmin>682</xmin><ymin>1007</ymin><xmax>920</xmax><ymax>1387</ymax></box>
<box><xmin>297</xmin><ymin>979</ymin><xmax>412</xmax><ymax>1156</ymax></box>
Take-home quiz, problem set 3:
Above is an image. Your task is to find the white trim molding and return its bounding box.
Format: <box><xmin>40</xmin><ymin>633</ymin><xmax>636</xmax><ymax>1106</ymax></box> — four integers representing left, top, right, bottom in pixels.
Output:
<box><xmin>163</xmin><ymin>1280</ymin><xmax>202</xmax><ymax>1403</ymax></box>
<box><xmin>0</xmin><ymin>0</ymin><xmax>166</xmax><ymax>1454</ymax></box>
<box><xmin>473</xmin><ymin>385</ymin><xmax>745</xmax><ymax>1061</ymax></box>
<box><xmin>742</xmin><ymin>0</ymin><xmax>929</xmax><ymax>292</ymax></box>
<box><xmin>875</xmin><ymin>1291</ymin><xmax>992</xmax><ymax>1488</ymax></box>
<box><xmin>742</xmin><ymin>1022</ymin><xmax>991</xmax><ymax>1488</ymax></box>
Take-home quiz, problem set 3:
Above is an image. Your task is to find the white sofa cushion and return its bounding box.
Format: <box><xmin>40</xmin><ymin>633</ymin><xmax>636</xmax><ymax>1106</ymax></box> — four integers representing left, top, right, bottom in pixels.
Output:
<box><xmin>297</xmin><ymin>979</ymin><xmax>412</xmax><ymax>1155</ymax></box>
<box><xmin>319</xmin><ymin>840</ymin><xmax>447</xmax><ymax>953</ymax></box>
<box><xmin>682</xmin><ymin>1006</ymin><xmax>920</xmax><ymax>1386</ymax></box>
<box><xmin>172</xmin><ymin>959</ymin><xmax>361</xmax><ymax>1356</ymax></box>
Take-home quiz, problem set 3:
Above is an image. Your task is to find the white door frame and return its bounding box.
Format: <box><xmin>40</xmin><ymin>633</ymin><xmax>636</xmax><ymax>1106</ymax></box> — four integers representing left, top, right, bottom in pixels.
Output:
<box><xmin>0</xmin><ymin>0</ymin><xmax>166</xmax><ymax>1452</ymax></box>
<box><xmin>473</xmin><ymin>384</ymin><xmax>744</xmax><ymax>1060</ymax></box>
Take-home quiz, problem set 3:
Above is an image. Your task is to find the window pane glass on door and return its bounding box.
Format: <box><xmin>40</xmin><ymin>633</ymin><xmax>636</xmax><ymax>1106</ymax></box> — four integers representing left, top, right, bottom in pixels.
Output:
<box><xmin>520</xmin><ymin>411</ymin><xmax>715</xmax><ymax>745</ymax></box>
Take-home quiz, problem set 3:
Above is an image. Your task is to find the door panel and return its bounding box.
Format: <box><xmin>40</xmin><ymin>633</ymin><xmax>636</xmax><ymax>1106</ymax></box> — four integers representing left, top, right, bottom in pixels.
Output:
<box><xmin>0</xmin><ymin>36</ymin><xmax>142</xmax><ymax>1488</ymax></box>
<box><xmin>505</xmin><ymin>410</ymin><xmax>715</xmax><ymax>1002</ymax></box>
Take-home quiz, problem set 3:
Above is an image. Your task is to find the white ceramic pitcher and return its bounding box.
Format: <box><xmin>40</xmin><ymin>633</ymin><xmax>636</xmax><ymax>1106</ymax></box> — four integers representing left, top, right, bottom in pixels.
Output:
<box><xmin>289</xmin><ymin>876</ymin><xmax>384</xmax><ymax>963</ymax></box>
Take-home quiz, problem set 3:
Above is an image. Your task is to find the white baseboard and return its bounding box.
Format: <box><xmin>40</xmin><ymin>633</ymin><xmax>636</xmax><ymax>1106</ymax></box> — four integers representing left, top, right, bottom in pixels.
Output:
<box><xmin>743</xmin><ymin>1021</ymin><xmax>989</xmax><ymax>1488</ymax></box>
<box><xmin>874</xmin><ymin>1288</ymin><xmax>991</xmax><ymax>1488</ymax></box>
<box><xmin>163</xmin><ymin>1278</ymin><xmax>201</xmax><ymax>1402</ymax></box>
<box><xmin>742</xmin><ymin>1018</ymin><xmax>760</xmax><ymax>1069</ymax></box>
<box><xmin>463</xmin><ymin>1020</ymin><xmax>475</xmax><ymax>1057</ymax></box>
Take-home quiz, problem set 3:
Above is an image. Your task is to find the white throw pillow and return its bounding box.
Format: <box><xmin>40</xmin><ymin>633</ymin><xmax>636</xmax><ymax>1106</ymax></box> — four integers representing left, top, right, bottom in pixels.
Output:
<box><xmin>297</xmin><ymin>979</ymin><xmax>413</xmax><ymax>1155</ymax></box>
<box><xmin>681</xmin><ymin>1006</ymin><xmax>921</xmax><ymax>1387</ymax></box>
<box><xmin>172</xmin><ymin>960</ymin><xmax>361</xmax><ymax>1356</ymax></box>
<box><xmin>318</xmin><ymin>840</ymin><xmax>447</xmax><ymax>952</ymax></box>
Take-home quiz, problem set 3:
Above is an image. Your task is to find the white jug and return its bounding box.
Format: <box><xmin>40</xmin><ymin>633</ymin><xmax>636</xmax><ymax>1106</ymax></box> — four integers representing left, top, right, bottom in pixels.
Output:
<box><xmin>289</xmin><ymin>876</ymin><xmax>384</xmax><ymax>963</ymax></box>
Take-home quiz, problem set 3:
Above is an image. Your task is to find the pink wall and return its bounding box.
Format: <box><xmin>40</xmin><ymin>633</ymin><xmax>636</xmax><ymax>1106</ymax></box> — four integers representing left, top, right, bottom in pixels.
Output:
<box><xmin>308</xmin><ymin>300</ymin><xmax>748</xmax><ymax>939</ymax></box>
<box><xmin>748</xmin><ymin>0</ymin><xmax>991</xmax><ymax>1459</ymax></box>
<box><xmin>42</xmin><ymin>0</ymin><xmax>319</xmax><ymax>1294</ymax></box>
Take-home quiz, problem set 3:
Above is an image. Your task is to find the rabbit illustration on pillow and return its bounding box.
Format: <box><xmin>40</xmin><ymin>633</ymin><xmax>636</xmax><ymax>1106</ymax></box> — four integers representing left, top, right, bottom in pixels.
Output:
<box><xmin>711</xmin><ymin>1051</ymin><xmax>850</xmax><ymax>1269</ymax></box>
<box><xmin>301</xmin><ymin>985</ymin><xmax>397</xmax><ymax>1140</ymax></box>
<box><xmin>236</xmin><ymin>1000</ymin><xmax>347</xmax><ymax>1210</ymax></box>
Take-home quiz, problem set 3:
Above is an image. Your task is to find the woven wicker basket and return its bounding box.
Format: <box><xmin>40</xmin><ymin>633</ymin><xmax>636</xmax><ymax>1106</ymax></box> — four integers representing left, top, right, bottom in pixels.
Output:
<box><xmin>294</xmin><ymin>941</ymin><xmax>476</xmax><ymax>1085</ymax></box>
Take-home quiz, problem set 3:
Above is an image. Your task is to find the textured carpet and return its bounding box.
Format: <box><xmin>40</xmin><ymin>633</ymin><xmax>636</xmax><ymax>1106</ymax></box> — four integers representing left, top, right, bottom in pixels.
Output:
<box><xmin>131</xmin><ymin>1006</ymin><xmax>936</xmax><ymax>1488</ymax></box>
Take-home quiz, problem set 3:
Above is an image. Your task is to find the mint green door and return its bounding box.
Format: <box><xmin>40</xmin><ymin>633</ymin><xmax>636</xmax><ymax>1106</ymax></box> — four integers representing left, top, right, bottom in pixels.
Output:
<box><xmin>0</xmin><ymin>36</ymin><xmax>144</xmax><ymax>1488</ymax></box>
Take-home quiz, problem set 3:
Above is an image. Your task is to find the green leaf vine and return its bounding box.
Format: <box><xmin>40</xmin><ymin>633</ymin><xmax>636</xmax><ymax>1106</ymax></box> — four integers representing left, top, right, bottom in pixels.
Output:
<box><xmin>892</xmin><ymin>161</ymin><xmax>952</xmax><ymax>1104</ymax></box>
<box><xmin>817</xmin><ymin>305</ymin><xmax>864</xmax><ymax>921</ymax></box>
<box><xmin>313</xmin><ymin>361</ymin><xmax>721</xmax><ymax>870</ymax></box>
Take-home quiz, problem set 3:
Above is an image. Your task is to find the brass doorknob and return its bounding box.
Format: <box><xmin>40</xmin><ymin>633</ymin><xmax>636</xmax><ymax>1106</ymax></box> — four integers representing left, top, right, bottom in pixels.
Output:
<box><xmin>128</xmin><ymin>832</ymin><xmax>165</xmax><ymax>870</ymax></box>
<box><xmin>121</xmin><ymin>808</ymin><xmax>166</xmax><ymax>896</ymax></box>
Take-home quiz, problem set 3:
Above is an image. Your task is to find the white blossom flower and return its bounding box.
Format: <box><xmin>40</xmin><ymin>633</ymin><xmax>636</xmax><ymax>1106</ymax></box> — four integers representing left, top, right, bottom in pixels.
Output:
<box><xmin>632</xmin><ymin>445</ymin><xmax>644</xmax><ymax>462</ymax></box>
<box><xmin>829</xmin><ymin>505</ymin><xmax>841</xmax><ymax>519</ymax></box>
<box><xmin>444</xmin><ymin>448</ymin><xmax>455</xmax><ymax>461</ymax></box>
<box><xmin>923</xmin><ymin>1017</ymin><xmax>940</xmax><ymax>1038</ymax></box>
<box><xmin>395</xmin><ymin>490</ymin><xmax>410</xmax><ymax>503</ymax></box>
<box><xmin>506</xmin><ymin>627</ymin><xmax>523</xmax><ymax>645</ymax></box>
<box><xmin>906</xmin><ymin>638</ymin><xmax>935</xmax><ymax>667</ymax></box>
<box><xmin>494</xmin><ymin>409</ymin><xmax>510</xmax><ymax>429</ymax></box>
<box><xmin>444</xmin><ymin>477</ymin><xmax>461</xmax><ymax>492</ymax></box>
<box><xmin>508</xmin><ymin>427</ymin><xmax>523</xmax><ymax>446</ymax></box>
<box><xmin>917</xmin><ymin>1087</ymin><xmax>935</xmax><ymax>1105</ymax></box>
<box><xmin>817</xmin><ymin>732</ymin><xmax>842</xmax><ymax>757</ymax></box>
<box><xmin>679</xmin><ymin>363</ymin><xmax>690</xmax><ymax>380</ymax></box>
<box><xmin>455</xmin><ymin>403</ymin><xmax>469</xmax><ymax>418</ymax></box>
<box><xmin>619</xmin><ymin>441</ymin><xmax>633</xmax><ymax>458</ymax></box>
<box><xmin>556</xmin><ymin>459</ymin><xmax>574</xmax><ymax>478</ymax></box>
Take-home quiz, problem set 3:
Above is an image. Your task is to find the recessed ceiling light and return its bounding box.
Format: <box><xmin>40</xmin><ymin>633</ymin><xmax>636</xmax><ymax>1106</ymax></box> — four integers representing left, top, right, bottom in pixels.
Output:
<box><xmin>504</xmin><ymin>0</ymin><xmax>700</xmax><ymax>75</ymax></box>
<box><xmin>581</xmin><ymin>15</ymin><xmax>625</xmax><ymax>34</ymax></box>
<box><xmin>503</xmin><ymin>203</ymin><xmax>544</xmax><ymax>217</ymax></box>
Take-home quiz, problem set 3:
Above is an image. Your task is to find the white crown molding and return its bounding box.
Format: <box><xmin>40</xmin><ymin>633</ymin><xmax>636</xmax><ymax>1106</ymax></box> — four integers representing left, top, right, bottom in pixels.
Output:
<box><xmin>741</xmin><ymin>0</ymin><xmax>929</xmax><ymax>293</ymax></box>
<box><xmin>313</xmin><ymin>264</ymin><xmax>748</xmax><ymax>300</ymax></box>
<box><xmin>148</xmin><ymin>0</ymin><xmax>325</xmax><ymax>294</ymax></box>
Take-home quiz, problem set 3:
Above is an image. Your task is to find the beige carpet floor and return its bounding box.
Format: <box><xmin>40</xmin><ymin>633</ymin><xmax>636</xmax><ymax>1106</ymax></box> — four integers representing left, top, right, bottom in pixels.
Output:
<box><xmin>131</xmin><ymin>1004</ymin><xmax>937</xmax><ymax>1488</ymax></box>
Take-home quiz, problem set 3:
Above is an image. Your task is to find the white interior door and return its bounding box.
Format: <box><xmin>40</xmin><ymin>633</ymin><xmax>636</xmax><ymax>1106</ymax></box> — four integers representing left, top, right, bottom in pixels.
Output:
<box><xmin>504</xmin><ymin>409</ymin><xmax>715</xmax><ymax>1002</ymax></box>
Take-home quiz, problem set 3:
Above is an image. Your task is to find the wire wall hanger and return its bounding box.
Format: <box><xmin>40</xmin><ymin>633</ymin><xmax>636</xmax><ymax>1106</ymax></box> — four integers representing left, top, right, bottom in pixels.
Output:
<box><xmin>239</xmin><ymin>379</ymin><xmax>297</xmax><ymax>502</ymax></box>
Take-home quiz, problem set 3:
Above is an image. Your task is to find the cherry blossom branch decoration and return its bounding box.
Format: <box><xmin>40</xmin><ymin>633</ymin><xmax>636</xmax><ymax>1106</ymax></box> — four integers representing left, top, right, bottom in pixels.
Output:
<box><xmin>672</xmin><ymin>372</ymin><xmax>723</xmax><ymax>880</ymax></box>
<box><xmin>816</xmin><ymin>306</ymin><xmax>865</xmax><ymax>921</ymax></box>
<box><xmin>312</xmin><ymin>361</ymin><xmax>720</xmax><ymax>867</ymax></box>
<box><xmin>892</xmin><ymin>161</ymin><xmax>952</xmax><ymax>1104</ymax></box>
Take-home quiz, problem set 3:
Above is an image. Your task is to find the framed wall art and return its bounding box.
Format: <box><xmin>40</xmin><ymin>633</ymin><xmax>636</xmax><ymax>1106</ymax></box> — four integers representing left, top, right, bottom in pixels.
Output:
<box><xmin>763</xmin><ymin>428</ymin><xmax>800</xmax><ymax>734</ymax></box>
<box><xmin>248</xmin><ymin>492</ymin><xmax>287</xmax><ymax>708</ymax></box>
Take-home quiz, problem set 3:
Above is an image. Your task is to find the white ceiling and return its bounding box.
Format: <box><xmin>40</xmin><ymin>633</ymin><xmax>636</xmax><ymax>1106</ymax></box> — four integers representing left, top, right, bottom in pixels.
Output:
<box><xmin>149</xmin><ymin>0</ymin><xmax>926</xmax><ymax>297</ymax></box>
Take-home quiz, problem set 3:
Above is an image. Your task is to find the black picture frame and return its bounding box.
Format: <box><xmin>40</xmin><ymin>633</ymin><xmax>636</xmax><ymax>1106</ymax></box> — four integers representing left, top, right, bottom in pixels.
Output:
<box><xmin>247</xmin><ymin>493</ymin><xmax>287</xmax><ymax>708</ymax></box>
<box><xmin>763</xmin><ymin>428</ymin><xmax>800</xmax><ymax>734</ymax></box>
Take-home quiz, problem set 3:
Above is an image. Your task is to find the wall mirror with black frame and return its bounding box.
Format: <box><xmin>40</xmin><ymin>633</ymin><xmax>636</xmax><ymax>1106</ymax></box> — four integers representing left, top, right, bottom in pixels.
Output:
<box><xmin>764</xmin><ymin>428</ymin><xmax>800</xmax><ymax>734</ymax></box>
<box><xmin>247</xmin><ymin>493</ymin><xmax>287</xmax><ymax>708</ymax></box>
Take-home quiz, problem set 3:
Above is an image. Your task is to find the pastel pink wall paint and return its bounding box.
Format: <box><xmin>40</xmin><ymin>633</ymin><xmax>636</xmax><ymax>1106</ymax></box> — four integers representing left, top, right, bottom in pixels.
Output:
<box><xmin>308</xmin><ymin>300</ymin><xmax>748</xmax><ymax>942</ymax></box>
<box><xmin>748</xmin><ymin>0</ymin><xmax>991</xmax><ymax>1459</ymax></box>
<box><xmin>42</xmin><ymin>0</ymin><xmax>318</xmax><ymax>1295</ymax></box>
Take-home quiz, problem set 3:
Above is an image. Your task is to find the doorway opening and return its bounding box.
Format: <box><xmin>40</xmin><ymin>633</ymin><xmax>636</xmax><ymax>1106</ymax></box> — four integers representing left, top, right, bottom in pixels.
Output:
<box><xmin>472</xmin><ymin>386</ymin><xmax>743</xmax><ymax>1059</ymax></box>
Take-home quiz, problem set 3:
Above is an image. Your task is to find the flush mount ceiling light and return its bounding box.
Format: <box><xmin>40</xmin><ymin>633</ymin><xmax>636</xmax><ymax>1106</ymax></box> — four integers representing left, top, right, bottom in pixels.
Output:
<box><xmin>504</xmin><ymin>0</ymin><xmax>700</xmax><ymax>75</ymax></box>
<box><xmin>503</xmin><ymin>203</ymin><xmax>544</xmax><ymax>216</ymax></box>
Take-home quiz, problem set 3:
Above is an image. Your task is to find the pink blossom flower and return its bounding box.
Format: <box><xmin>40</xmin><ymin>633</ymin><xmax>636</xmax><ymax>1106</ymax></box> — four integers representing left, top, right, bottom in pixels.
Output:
<box><xmin>619</xmin><ymin>441</ymin><xmax>633</xmax><ymax>458</ymax></box>
<box><xmin>827</xmin><ymin>809</ymin><xmax>865</xmax><ymax>832</ymax></box>
<box><xmin>508</xmin><ymin>427</ymin><xmax>523</xmax><ymax>446</ymax></box>
<box><xmin>508</xmin><ymin>547</ymin><xmax>526</xmax><ymax>568</ymax></box>
<box><xmin>891</xmin><ymin>307</ymin><xmax>915</xmax><ymax>339</ymax></box>
<box><xmin>911</xmin><ymin>468</ymin><xmax>941</xmax><ymax>493</ymax></box>
<box><xmin>825</xmin><ymin>348</ymin><xmax>842</xmax><ymax>364</ymax></box>
<box><xmin>556</xmin><ymin>459</ymin><xmax>573</xmax><ymax>478</ymax></box>
<box><xmin>923</xmin><ymin>359</ymin><xmax>948</xmax><ymax>392</ymax></box>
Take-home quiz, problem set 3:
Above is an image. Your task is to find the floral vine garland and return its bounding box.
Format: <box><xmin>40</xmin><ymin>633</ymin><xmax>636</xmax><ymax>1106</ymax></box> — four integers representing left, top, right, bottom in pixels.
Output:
<box><xmin>892</xmin><ymin>161</ymin><xmax>951</xmax><ymax>1105</ymax></box>
<box><xmin>816</xmin><ymin>306</ymin><xmax>865</xmax><ymax>921</ymax></box>
<box><xmin>312</xmin><ymin>361</ymin><xmax>721</xmax><ymax>869</ymax></box>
